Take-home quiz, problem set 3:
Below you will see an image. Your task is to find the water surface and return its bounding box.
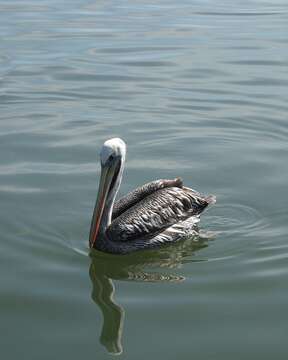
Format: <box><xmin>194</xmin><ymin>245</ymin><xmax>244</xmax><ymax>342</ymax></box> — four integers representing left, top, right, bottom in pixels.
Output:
<box><xmin>1</xmin><ymin>0</ymin><xmax>288</xmax><ymax>359</ymax></box>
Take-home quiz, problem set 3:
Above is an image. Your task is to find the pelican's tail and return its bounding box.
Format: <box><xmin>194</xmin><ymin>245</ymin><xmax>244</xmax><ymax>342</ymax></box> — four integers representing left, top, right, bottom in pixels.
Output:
<box><xmin>205</xmin><ymin>194</ymin><xmax>217</xmax><ymax>205</ymax></box>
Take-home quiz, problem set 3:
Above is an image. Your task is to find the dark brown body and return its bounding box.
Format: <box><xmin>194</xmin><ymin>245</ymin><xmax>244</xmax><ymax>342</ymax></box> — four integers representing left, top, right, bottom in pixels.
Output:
<box><xmin>93</xmin><ymin>178</ymin><xmax>215</xmax><ymax>254</ymax></box>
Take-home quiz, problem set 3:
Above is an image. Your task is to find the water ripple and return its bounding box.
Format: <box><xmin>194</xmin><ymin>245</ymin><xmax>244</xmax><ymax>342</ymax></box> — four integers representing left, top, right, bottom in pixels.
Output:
<box><xmin>208</xmin><ymin>204</ymin><xmax>268</xmax><ymax>237</ymax></box>
<box><xmin>0</xmin><ymin>162</ymin><xmax>96</xmax><ymax>175</ymax></box>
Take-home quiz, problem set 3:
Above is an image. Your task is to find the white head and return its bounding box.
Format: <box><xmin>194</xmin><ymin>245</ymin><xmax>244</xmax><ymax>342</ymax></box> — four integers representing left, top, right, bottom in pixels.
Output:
<box><xmin>100</xmin><ymin>138</ymin><xmax>126</xmax><ymax>167</ymax></box>
<box><xmin>89</xmin><ymin>138</ymin><xmax>126</xmax><ymax>248</ymax></box>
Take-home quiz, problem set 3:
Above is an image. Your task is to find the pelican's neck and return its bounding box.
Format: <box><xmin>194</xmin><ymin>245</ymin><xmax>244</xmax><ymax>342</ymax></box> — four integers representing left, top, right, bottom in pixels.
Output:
<box><xmin>99</xmin><ymin>158</ymin><xmax>125</xmax><ymax>234</ymax></box>
<box><xmin>89</xmin><ymin>138</ymin><xmax>127</xmax><ymax>249</ymax></box>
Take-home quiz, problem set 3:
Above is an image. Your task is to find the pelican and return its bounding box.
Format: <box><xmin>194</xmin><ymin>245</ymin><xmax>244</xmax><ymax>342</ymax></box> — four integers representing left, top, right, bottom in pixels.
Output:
<box><xmin>89</xmin><ymin>138</ymin><xmax>216</xmax><ymax>254</ymax></box>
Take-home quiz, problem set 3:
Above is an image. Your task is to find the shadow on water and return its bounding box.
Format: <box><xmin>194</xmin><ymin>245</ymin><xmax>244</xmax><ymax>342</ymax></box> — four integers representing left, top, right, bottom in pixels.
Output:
<box><xmin>89</xmin><ymin>234</ymin><xmax>211</xmax><ymax>355</ymax></box>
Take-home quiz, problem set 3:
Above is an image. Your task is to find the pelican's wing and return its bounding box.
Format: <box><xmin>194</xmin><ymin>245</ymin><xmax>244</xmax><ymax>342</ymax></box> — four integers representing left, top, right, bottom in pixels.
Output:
<box><xmin>112</xmin><ymin>178</ymin><xmax>183</xmax><ymax>220</ymax></box>
<box><xmin>107</xmin><ymin>186</ymin><xmax>215</xmax><ymax>242</ymax></box>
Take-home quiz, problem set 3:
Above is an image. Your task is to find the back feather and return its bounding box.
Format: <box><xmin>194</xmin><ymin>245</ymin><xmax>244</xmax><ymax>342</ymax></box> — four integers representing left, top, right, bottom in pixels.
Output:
<box><xmin>112</xmin><ymin>178</ymin><xmax>183</xmax><ymax>219</ymax></box>
<box><xmin>108</xmin><ymin>186</ymin><xmax>211</xmax><ymax>242</ymax></box>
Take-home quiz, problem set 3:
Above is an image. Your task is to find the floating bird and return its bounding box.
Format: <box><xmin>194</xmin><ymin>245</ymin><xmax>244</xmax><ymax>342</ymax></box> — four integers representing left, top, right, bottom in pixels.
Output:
<box><xmin>89</xmin><ymin>138</ymin><xmax>215</xmax><ymax>254</ymax></box>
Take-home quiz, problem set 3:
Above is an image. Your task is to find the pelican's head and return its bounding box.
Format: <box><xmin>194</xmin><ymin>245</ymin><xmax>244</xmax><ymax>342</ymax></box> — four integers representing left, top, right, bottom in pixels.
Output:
<box><xmin>100</xmin><ymin>138</ymin><xmax>126</xmax><ymax>167</ymax></box>
<box><xmin>89</xmin><ymin>138</ymin><xmax>126</xmax><ymax>248</ymax></box>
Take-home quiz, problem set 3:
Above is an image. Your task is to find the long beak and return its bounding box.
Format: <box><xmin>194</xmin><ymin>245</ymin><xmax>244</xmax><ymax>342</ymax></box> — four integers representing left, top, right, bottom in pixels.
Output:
<box><xmin>89</xmin><ymin>163</ymin><xmax>115</xmax><ymax>248</ymax></box>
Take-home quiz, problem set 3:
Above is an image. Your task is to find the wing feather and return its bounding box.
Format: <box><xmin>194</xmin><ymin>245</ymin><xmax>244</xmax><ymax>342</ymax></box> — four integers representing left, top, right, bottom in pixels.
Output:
<box><xmin>112</xmin><ymin>178</ymin><xmax>183</xmax><ymax>220</ymax></box>
<box><xmin>107</xmin><ymin>186</ymin><xmax>212</xmax><ymax>242</ymax></box>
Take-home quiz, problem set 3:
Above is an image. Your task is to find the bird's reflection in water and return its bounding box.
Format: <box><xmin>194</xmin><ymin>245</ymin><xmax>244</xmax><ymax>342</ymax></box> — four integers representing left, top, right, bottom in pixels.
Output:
<box><xmin>89</xmin><ymin>233</ymin><xmax>211</xmax><ymax>355</ymax></box>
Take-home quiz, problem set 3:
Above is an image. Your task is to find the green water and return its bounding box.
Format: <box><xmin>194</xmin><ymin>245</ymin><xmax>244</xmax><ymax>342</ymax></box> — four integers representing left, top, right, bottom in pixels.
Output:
<box><xmin>1</xmin><ymin>0</ymin><xmax>288</xmax><ymax>358</ymax></box>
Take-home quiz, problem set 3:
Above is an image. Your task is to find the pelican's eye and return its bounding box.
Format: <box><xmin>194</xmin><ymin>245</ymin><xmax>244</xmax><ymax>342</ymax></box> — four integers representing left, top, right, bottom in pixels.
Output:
<box><xmin>108</xmin><ymin>154</ymin><xmax>114</xmax><ymax>162</ymax></box>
